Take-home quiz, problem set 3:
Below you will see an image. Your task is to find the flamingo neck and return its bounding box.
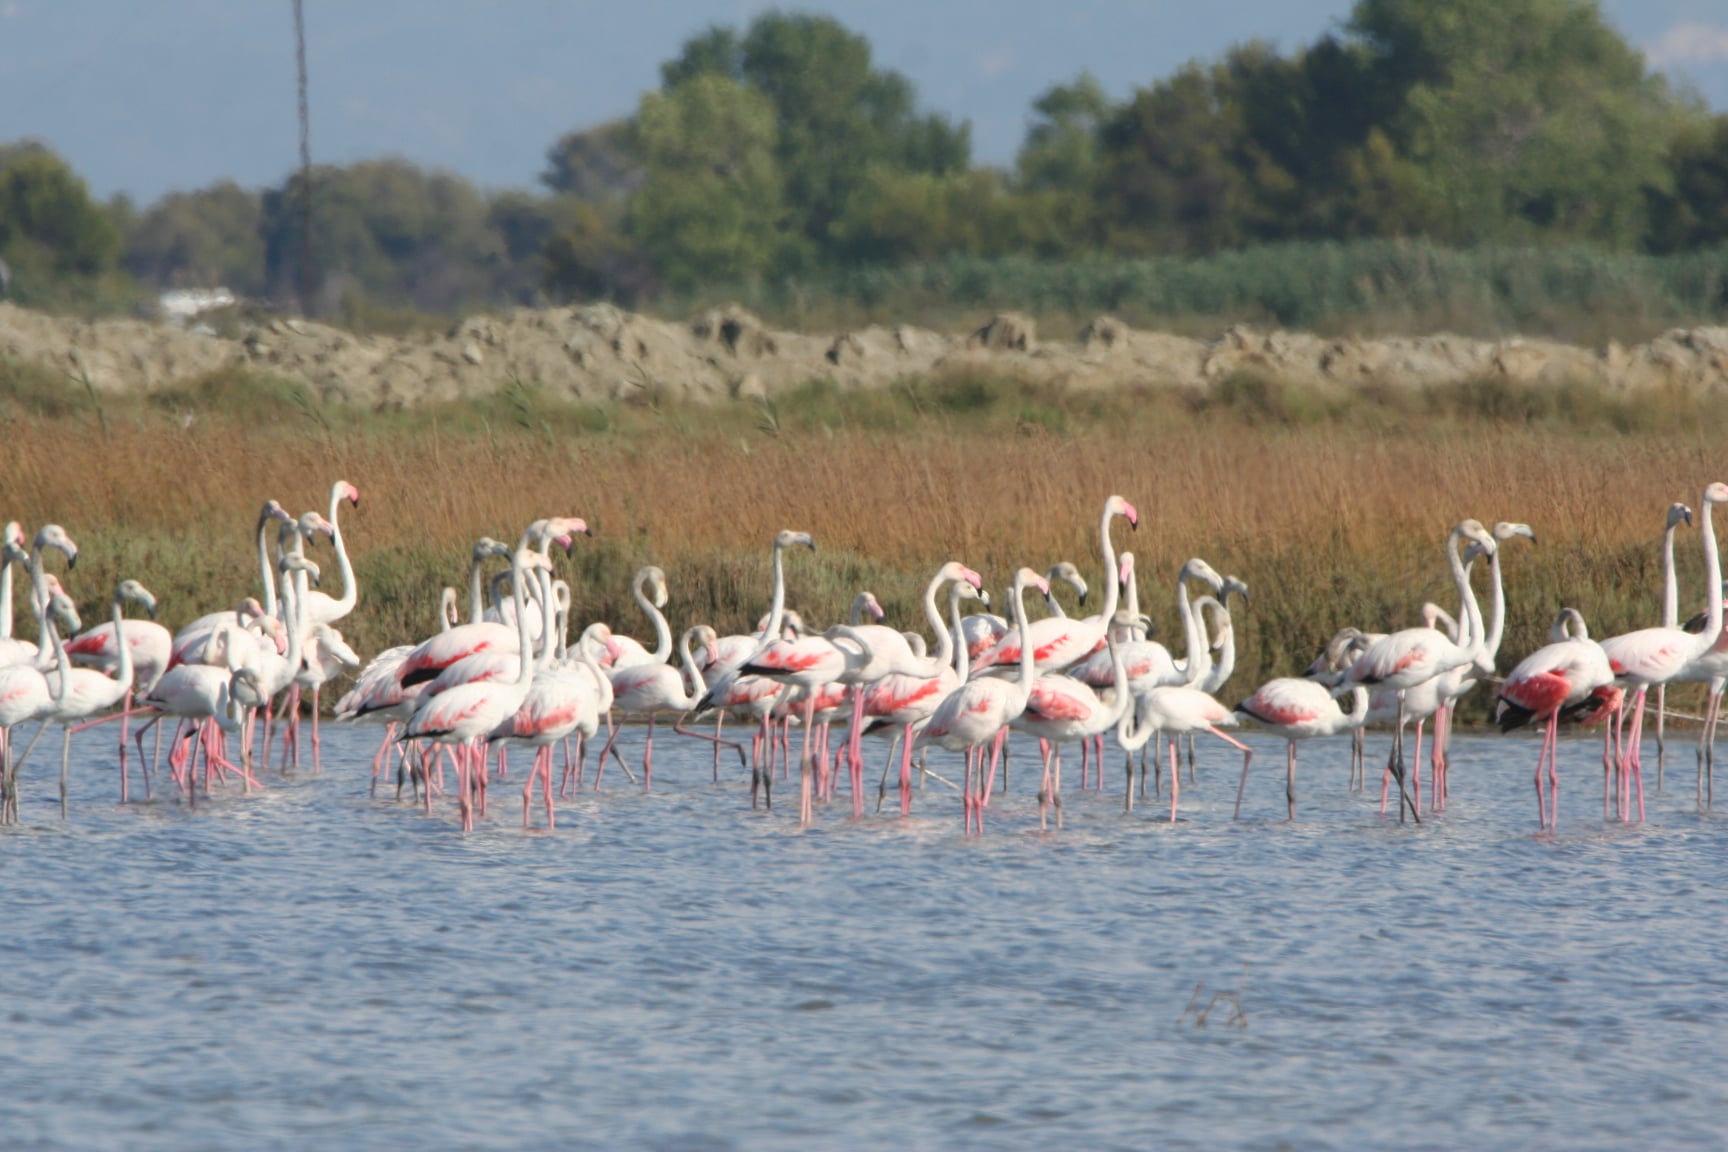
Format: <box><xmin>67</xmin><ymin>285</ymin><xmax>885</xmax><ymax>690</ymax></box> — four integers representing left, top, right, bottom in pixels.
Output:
<box><xmin>257</xmin><ymin>515</ymin><xmax>279</xmax><ymax>619</ymax></box>
<box><xmin>1012</xmin><ymin>577</ymin><xmax>1037</xmax><ymax>694</ymax></box>
<box><xmin>1097</xmin><ymin>506</ymin><xmax>1122</xmax><ymax>623</ymax></box>
<box><xmin>677</xmin><ymin>632</ymin><xmax>706</xmax><ymax>703</ymax></box>
<box><xmin>1662</xmin><ymin>520</ymin><xmax>1681</xmax><ymax>629</ymax></box>
<box><xmin>1176</xmin><ymin>574</ymin><xmax>1205</xmax><ymax>684</ymax></box>
<box><xmin>949</xmin><ymin>585</ymin><xmax>972</xmax><ymax>682</ymax></box>
<box><xmin>511</xmin><ymin>561</ymin><xmax>535</xmax><ymax>686</ymax></box>
<box><xmin>0</xmin><ymin>555</ymin><xmax>12</xmax><ymax>640</ymax></box>
<box><xmin>637</xmin><ymin>575</ymin><xmax>672</xmax><ymax>664</ymax></box>
<box><xmin>1341</xmin><ymin>686</ymin><xmax>1370</xmax><ymax>728</ymax></box>
<box><xmin>47</xmin><ymin>612</ymin><xmax>69</xmax><ymax>703</ymax></box>
<box><xmin>1448</xmin><ymin>528</ymin><xmax>1488</xmax><ymax>669</ymax></box>
<box><xmin>761</xmin><ymin>545</ymin><xmax>787</xmax><ymax>644</ymax></box>
<box><xmin>920</xmin><ymin>577</ymin><xmax>956</xmax><ymax>676</ymax></box>
<box><xmin>1484</xmin><ymin>552</ymin><xmax>1509</xmax><ymax>658</ymax></box>
<box><xmin>1700</xmin><ymin>495</ymin><xmax>1723</xmax><ymax>652</ymax></box>
<box><xmin>536</xmin><ymin>568</ymin><xmax>560</xmax><ymax>668</ymax></box>
<box><xmin>1123</xmin><ymin>561</ymin><xmax>1140</xmax><ymax>625</ymax></box>
<box><xmin>468</xmin><ymin>554</ymin><xmax>488</xmax><ymax>625</ymax></box>
<box><xmin>110</xmin><ymin>595</ymin><xmax>135</xmax><ymax>698</ymax></box>
<box><xmin>326</xmin><ymin>487</ymin><xmax>357</xmax><ymax>619</ymax></box>
<box><xmin>1104</xmin><ymin>639</ymin><xmax>1131</xmax><ymax>725</ymax></box>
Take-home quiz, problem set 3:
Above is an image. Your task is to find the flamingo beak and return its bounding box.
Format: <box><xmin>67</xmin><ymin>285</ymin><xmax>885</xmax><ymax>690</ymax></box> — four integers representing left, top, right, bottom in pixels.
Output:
<box><xmin>1124</xmin><ymin>502</ymin><xmax>1140</xmax><ymax>529</ymax></box>
<box><xmin>962</xmin><ymin>567</ymin><xmax>983</xmax><ymax>589</ymax></box>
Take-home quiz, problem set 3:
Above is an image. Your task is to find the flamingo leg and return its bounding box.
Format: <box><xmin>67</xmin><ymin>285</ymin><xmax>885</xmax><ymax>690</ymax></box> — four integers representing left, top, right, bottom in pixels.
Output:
<box><xmin>1655</xmin><ymin>683</ymin><xmax>1667</xmax><ymax>793</ymax></box>
<box><xmin>798</xmin><ymin>698</ymin><xmax>816</xmax><ymax>827</ymax></box>
<box><xmin>643</xmin><ymin>713</ymin><xmax>655</xmax><ymax>792</ymax></box>
<box><xmin>1167</xmin><ymin>737</ymin><xmax>1180</xmax><ymax>823</ymax></box>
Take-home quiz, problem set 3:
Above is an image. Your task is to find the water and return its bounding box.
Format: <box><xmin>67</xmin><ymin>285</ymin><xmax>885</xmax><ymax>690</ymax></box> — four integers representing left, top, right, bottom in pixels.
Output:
<box><xmin>2</xmin><ymin>725</ymin><xmax>1725</xmax><ymax>1150</ymax></box>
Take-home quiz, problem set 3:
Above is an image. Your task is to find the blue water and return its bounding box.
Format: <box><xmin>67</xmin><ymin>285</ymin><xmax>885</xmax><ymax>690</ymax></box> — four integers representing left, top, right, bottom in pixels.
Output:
<box><xmin>2</xmin><ymin>725</ymin><xmax>1725</xmax><ymax>1150</ymax></box>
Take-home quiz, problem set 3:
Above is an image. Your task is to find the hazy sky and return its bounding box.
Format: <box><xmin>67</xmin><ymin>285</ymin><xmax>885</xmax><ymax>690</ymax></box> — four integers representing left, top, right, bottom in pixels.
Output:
<box><xmin>3</xmin><ymin>0</ymin><xmax>1726</xmax><ymax>205</ymax></box>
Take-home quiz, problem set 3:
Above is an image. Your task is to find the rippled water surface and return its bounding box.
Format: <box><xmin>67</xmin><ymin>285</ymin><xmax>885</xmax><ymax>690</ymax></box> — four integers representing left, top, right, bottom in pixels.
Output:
<box><xmin>3</xmin><ymin>725</ymin><xmax>1726</xmax><ymax>1150</ymax></box>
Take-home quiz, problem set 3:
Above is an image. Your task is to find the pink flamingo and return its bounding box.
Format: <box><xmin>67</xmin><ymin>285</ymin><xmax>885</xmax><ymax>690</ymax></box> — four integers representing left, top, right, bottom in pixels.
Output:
<box><xmin>1676</xmin><ymin>585</ymin><xmax>1728</xmax><ymax>808</ymax></box>
<box><xmin>395</xmin><ymin>539</ymin><xmax>520</xmax><ymax>687</ymax></box>
<box><xmin>0</xmin><ymin>521</ymin><xmax>37</xmax><ymax>667</ymax></box>
<box><xmin>969</xmin><ymin>496</ymin><xmax>1137</xmax><ymax>678</ymax></box>
<box><xmin>862</xmin><ymin>580</ymin><xmax>988</xmax><ymax>816</ymax></box>
<box><xmin>1013</xmin><ymin>625</ymin><xmax>1133</xmax><ymax>830</ymax></box>
<box><xmin>1120</xmin><ymin>683</ymin><xmax>1249</xmax><ymax>823</ymax></box>
<box><xmin>1345</xmin><ymin>519</ymin><xmax>1498</xmax><ymax>824</ymax></box>
<box><xmin>61</xmin><ymin>587</ymin><xmax>172</xmax><ymax>800</ymax></box>
<box><xmin>298</xmin><ymin>481</ymin><xmax>361</xmax><ymax>627</ymax></box>
<box><xmin>1233</xmin><ymin>679</ymin><xmax>1369</xmax><ymax>820</ymax></box>
<box><xmin>0</xmin><ymin>528</ymin><xmax>79</xmax><ymax>823</ymax></box>
<box><xmin>403</xmin><ymin>548</ymin><xmax>551</xmax><ymax>831</ymax></box>
<box><xmin>142</xmin><ymin>626</ymin><xmax>255</xmax><ymax>800</ymax></box>
<box><xmin>603</xmin><ymin>623</ymin><xmax>722</xmax><ymax>790</ymax></box>
<box><xmin>915</xmin><ymin>567</ymin><xmax>1049</xmax><ymax>836</ymax></box>
<box><xmin>1495</xmin><ymin>608</ymin><xmax>1621</xmax><ymax>830</ymax></box>
<box><xmin>41</xmin><ymin>580</ymin><xmax>158</xmax><ymax>816</ymax></box>
<box><xmin>1598</xmin><ymin>483</ymin><xmax>1726</xmax><ymax>822</ymax></box>
<box><xmin>1651</xmin><ymin>502</ymin><xmax>1693</xmax><ymax>786</ymax></box>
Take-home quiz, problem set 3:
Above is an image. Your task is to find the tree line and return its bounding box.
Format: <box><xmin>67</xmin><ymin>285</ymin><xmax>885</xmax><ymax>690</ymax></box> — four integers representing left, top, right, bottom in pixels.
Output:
<box><xmin>3</xmin><ymin>0</ymin><xmax>1727</xmax><ymax>320</ymax></box>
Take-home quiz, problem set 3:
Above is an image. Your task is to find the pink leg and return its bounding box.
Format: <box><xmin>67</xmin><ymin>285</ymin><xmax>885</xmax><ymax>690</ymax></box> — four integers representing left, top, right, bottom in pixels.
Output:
<box><xmin>1411</xmin><ymin>720</ymin><xmax>1425</xmax><ymax>813</ymax></box>
<box><xmin>643</xmin><ymin>714</ymin><xmax>655</xmax><ymax>792</ymax></box>
<box><xmin>899</xmin><ymin>725</ymin><xmax>915</xmax><ymax>817</ymax></box>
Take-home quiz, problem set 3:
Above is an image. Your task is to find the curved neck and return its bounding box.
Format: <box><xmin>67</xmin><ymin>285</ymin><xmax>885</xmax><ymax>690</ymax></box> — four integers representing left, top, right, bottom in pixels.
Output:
<box><xmin>27</xmin><ymin>548</ymin><xmax>52</xmax><ymax>652</ymax></box>
<box><xmin>257</xmin><ymin>515</ymin><xmax>279</xmax><ymax>619</ymax></box>
<box><xmin>1104</xmin><ymin>639</ymin><xmax>1131</xmax><ymax>724</ymax></box>
<box><xmin>1123</xmin><ymin>561</ymin><xmax>1139</xmax><ymax>623</ymax></box>
<box><xmin>920</xmin><ymin>576</ymin><xmax>956</xmax><ymax>675</ymax></box>
<box><xmin>440</xmin><ymin>588</ymin><xmax>457</xmax><ymax>633</ymax></box>
<box><xmin>511</xmin><ymin>562</ymin><xmax>535</xmax><ymax>685</ymax></box>
<box><xmin>0</xmin><ymin>555</ymin><xmax>12</xmax><ymax>640</ymax></box>
<box><xmin>110</xmin><ymin>595</ymin><xmax>135</xmax><ymax>696</ymax></box>
<box><xmin>468</xmin><ymin>554</ymin><xmax>488</xmax><ymax>625</ymax></box>
<box><xmin>1342</xmin><ymin>685</ymin><xmax>1370</xmax><ymax>727</ymax></box>
<box><xmin>1045</xmin><ymin>588</ymin><xmax>1067</xmax><ymax>619</ymax></box>
<box><xmin>1096</xmin><ymin>507</ymin><xmax>1122</xmax><ymax>623</ymax></box>
<box><xmin>950</xmin><ymin>586</ymin><xmax>972</xmax><ymax>681</ymax></box>
<box><xmin>536</xmin><ymin>568</ymin><xmax>559</xmax><ymax>667</ymax></box>
<box><xmin>1448</xmin><ymin>529</ymin><xmax>1487</xmax><ymax>666</ymax></box>
<box><xmin>1012</xmin><ymin>578</ymin><xmax>1037</xmax><ymax>693</ymax></box>
<box><xmin>635</xmin><ymin>575</ymin><xmax>672</xmax><ymax>663</ymax></box>
<box><xmin>676</xmin><ymin>632</ymin><xmax>705</xmax><ymax>703</ymax></box>
<box><xmin>1484</xmin><ymin>551</ymin><xmax>1509</xmax><ymax>657</ymax></box>
<box><xmin>326</xmin><ymin>488</ymin><xmax>357</xmax><ymax>619</ymax></box>
<box><xmin>1662</xmin><ymin>520</ymin><xmax>1681</xmax><ymax>629</ymax></box>
<box><xmin>1699</xmin><ymin>497</ymin><xmax>1723</xmax><ymax>652</ymax></box>
<box><xmin>760</xmin><ymin>545</ymin><xmax>787</xmax><ymax>643</ymax></box>
<box><xmin>1176</xmin><ymin>574</ymin><xmax>1206</xmax><ymax>684</ymax></box>
<box><xmin>280</xmin><ymin>572</ymin><xmax>305</xmax><ymax>674</ymax></box>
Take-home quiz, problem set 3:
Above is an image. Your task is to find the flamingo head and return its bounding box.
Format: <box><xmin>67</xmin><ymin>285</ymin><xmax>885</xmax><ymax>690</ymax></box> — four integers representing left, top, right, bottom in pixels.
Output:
<box><xmin>1706</xmin><ymin>482</ymin><xmax>1728</xmax><ymax>506</ymax></box>
<box><xmin>642</xmin><ymin>565</ymin><xmax>669</xmax><ymax>610</ymax></box>
<box><xmin>550</xmin><ymin>516</ymin><xmax>592</xmax><ymax>541</ymax></box>
<box><xmin>1667</xmin><ymin>503</ymin><xmax>1693</xmax><ymax>531</ymax></box>
<box><xmin>299</xmin><ymin>511</ymin><xmax>336</xmax><ymax>543</ymax></box>
<box><xmin>257</xmin><ymin>500</ymin><xmax>292</xmax><ymax>531</ymax></box>
<box><xmin>472</xmin><ymin>536</ymin><xmax>509</xmax><ymax>563</ymax></box>
<box><xmin>439</xmin><ymin>587</ymin><xmax>460</xmax><ymax>626</ymax></box>
<box><xmin>1179</xmin><ymin>557</ymin><xmax>1226</xmax><ymax>595</ymax></box>
<box><xmin>1014</xmin><ymin>567</ymin><xmax>1052</xmax><ymax>597</ymax></box>
<box><xmin>117</xmin><ymin>579</ymin><xmax>158</xmax><ymax>620</ymax></box>
<box><xmin>854</xmin><ymin>591</ymin><xmax>885</xmax><ymax>622</ymax></box>
<box><xmin>48</xmin><ymin>589</ymin><xmax>80</xmax><ymax>634</ymax></box>
<box><xmin>1494</xmin><ymin>522</ymin><xmax>1537</xmax><ymax>546</ymax></box>
<box><xmin>955</xmin><ymin>582</ymin><xmax>988</xmax><ymax>608</ymax></box>
<box><xmin>1046</xmin><ymin>562</ymin><xmax>1088</xmax><ymax>606</ymax></box>
<box><xmin>336</xmin><ymin>480</ymin><xmax>360</xmax><ymax>508</ymax></box>
<box><xmin>236</xmin><ymin>596</ymin><xmax>266</xmax><ymax>623</ymax></box>
<box><xmin>1455</xmin><ymin>519</ymin><xmax>1496</xmax><ymax>557</ymax></box>
<box><xmin>1106</xmin><ymin>495</ymin><xmax>1139</xmax><ymax>530</ymax></box>
<box><xmin>688</xmin><ymin>624</ymin><xmax>720</xmax><ymax>666</ymax></box>
<box><xmin>936</xmin><ymin>561</ymin><xmax>983</xmax><ymax>591</ymax></box>
<box><xmin>34</xmin><ymin>524</ymin><xmax>78</xmax><ymax>569</ymax></box>
<box><xmin>3</xmin><ymin>522</ymin><xmax>23</xmax><ymax>551</ymax></box>
<box><xmin>1222</xmin><ymin>575</ymin><xmax>1250</xmax><ymax>608</ymax></box>
<box><xmin>282</xmin><ymin>554</ymin><xmax>322</xmax><ymax>588</ymax></box>
<box><xmin>774</xmin><ymin>529</ymin><xmax>815</xmax><ymax>553</ymax></box>
<box><xmin>1118</xmin><ymin>551</ymin><xmax>1135</xmax><ymax>586</ymax></box>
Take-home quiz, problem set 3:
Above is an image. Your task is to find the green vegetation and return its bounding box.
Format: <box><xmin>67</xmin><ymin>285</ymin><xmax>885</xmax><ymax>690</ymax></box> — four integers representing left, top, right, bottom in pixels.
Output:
<box><xmin>5</xmin><ymin>0</ymin><xmax>1728</xmax><ymax>336</ymax></box>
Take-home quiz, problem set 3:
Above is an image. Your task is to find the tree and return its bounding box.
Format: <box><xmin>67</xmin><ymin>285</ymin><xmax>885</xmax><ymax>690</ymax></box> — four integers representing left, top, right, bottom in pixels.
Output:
<box><xmin>1347</xmin><ymin>0</ymin><xmax>1685</xmax><ymax>246</ymax></box>
<box><xmin>626</xmin><ymin>74</ymin><xmax>786</xmax><ymax>290</ymax></box>
<box><xmin>540</xmin><ymin>120</ymin><xmax>641</xmax><ymax>201</ymax></box>
<box><xmin>1647</xmin><ymin>115</ymin><xmax>1728</xmax><ymax>253</ymax></box>
<box><xmin>122</xmin><ymin>181</ymin><xmax>265</xmax><ymax>294</ymax></box>
<box><xmin>0</xmin><ymin>141</ymin><xmax>121</xmax><ymax>281</ymax></box>
<box><xmin>1016</xmin><ymin>72</ymin><xmax>1114</xmax><ymax>194</ymax></box>
<box><xmin>658</xmin><ymin>13</ymin><xmax>971</xmax><ymax>265</ymax></box>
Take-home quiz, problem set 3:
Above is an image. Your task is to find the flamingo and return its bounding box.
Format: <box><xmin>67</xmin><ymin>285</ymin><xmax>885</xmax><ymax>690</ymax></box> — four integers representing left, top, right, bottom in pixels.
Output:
<box><xmin>1676</xmin><ymin>583</ymin><xmax>1728</xmax><ymax>808</ymax></box>
<box><xmin>61</xmin><ymin>582</ymin><xmax>173</xmax><ymax>799</ymax></box>
<box><xmin>606</xmin><ymin>566</ymin><xmax>675</xmax><ymax>671</ymax></box>
<box><xmin>862</xmin><ymin>580</ymin><xmax>987</xmax><ymax>816</ymax></box>
<box><xmin>1233</xmin><ymin>679</ymin><xmax>1369</xmax><ymax>820</ymax></box>
<box><xmin>969</xmin><ymin>495</ymin><xmax>1137</xmax><ymax>678</ymax></box>
<box><xmin>604</xmin><ymin>624</ymin><xmax>723</xmax><ymax>791</ymax></box>
<box><xmin>1598</xmin><ymin>483</ymin><xmax>1727</xmax><ymax>822</ymax></box>
<box><xmin>1119</xmin><ymin>681</ymin><xmax>1250</xmax><ymax>824</ymax></box>
<box><xmin>1494</xmin><ymin>608</ymin><xmax>1621</xmax><ymax>830</ymax></box>
<box><xmin>298</xmin><ymin>480</ymin><xmax>361</xmax><ymax>626</ymax></box>
<box><xmin>292</xmin><ymin>623</ymin><xmax>360</xmax><ymax>773</ymax></box>
<box><xmin>0</xmin><ymin>531</ymin><xmax>78</xmax><ymax>823</ymax></box>
<box><xmin>403</xmin><ymin>548</ymin><xmax>551</xmax><ymax>831</ymax></box>
<box><xmin>143</xmin><ymin>627</ymin><xmax>254</xmax><ymax>800</ymax></box>
<box><xmin>1651</xmin><ymin>502</ymin><xmax>1693</xmax><ymax>784</ymax></box>
<box><xmin>1014</xmin><ymin>625</ymin><xmax>1133</xmax><ymax>829</ymax></box>
<box><xmin>0</xmin><ymin>521</ymin><xmax>36</xmax><ymax>667</ymax></box>
<box><xmin>1345</xmin><ymin>519</ymin><xmax>1498</xmax><ymax>824</ymax></box>
<box><xmin>41</xmin><ymin>580</ymin><xmax>158</xmax><ymax>816</ymax></box>
<box><xmin>734</xmin><ymin>623</ymin><xmax>873</xmax><ymax>825</ymax></box>
<box><xmin>396</xmin><ymin>540</ymin><xmax>519</xmax><ymax>687</ymax></box>
<box><xmin>916</xmin><ymin>567</ymin><xmax>1049</xmax><ymax>836</ymax></box>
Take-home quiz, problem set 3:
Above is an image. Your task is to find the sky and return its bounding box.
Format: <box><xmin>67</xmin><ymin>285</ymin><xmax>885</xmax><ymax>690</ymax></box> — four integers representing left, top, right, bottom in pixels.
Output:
<box><xmin>2</xmin><ymin>0</ymin><xmax>1726</xmax><ymax>206</ymax></box>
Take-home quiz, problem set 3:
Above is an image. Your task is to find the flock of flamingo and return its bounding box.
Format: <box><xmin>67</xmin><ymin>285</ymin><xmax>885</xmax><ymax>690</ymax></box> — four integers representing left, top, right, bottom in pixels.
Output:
<box><xmin>3</xmin><ymin>479</ymin><xmax>1726</xmax><ymax>836</ymax></box>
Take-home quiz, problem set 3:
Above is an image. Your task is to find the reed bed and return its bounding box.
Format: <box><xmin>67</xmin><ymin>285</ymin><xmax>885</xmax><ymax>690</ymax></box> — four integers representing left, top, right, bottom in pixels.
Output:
<box><xmin>5</xmin><ymin>356</ymin><xmax>1724</xmax><ymax>722</ymax></box>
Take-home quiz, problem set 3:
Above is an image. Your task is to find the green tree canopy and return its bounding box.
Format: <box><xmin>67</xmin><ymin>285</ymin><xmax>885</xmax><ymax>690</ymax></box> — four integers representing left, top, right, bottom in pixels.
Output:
<box><xmin>0</xmin><ymin>141</ymin><xmax>121</xmax><ymax>282</ymax></box>
<box><xmin>626</xmin><ymin>74</ymin><xmax>785</xmax><ymax>290</ymax></box>
<box><xmin>122</xmin><ymin>181</ymin><xmax>265</xmax><ymax>294</ymax></box>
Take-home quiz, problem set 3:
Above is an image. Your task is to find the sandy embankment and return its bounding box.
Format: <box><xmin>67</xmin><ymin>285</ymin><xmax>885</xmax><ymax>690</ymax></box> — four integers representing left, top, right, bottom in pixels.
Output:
<box><xmin>4</xmin><ymin>300</ymin><xmax>1728</xmax><ymax>407</ymax></box>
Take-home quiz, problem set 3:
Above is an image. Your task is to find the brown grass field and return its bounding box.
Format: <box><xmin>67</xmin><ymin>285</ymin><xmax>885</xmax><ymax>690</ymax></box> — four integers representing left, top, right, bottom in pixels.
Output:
<box><xmin>5</xmin><ymin>357</ymin><xmax>1725</xmax><ymax>722</ymax></box>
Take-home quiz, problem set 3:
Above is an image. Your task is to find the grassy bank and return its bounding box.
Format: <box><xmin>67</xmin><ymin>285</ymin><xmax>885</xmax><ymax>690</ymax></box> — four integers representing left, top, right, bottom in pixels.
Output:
<box><xmin>4</xmin><ymin>356</ymin><xmax>1725</xmax><ymax>722</ymax></box>
<box><xmin>653</xmin><ymin>240</ymin><xmax>1728</xmax><ymax>346</ymax></box>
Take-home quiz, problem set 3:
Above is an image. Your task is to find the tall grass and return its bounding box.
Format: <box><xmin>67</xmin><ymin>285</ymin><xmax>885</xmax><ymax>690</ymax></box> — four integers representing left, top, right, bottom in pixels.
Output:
<box><xmin>653</xmin><ymin>240</ymin><xmax>1728</xmax><ymax>345</ymax></box>
<box><xmin>5</xmin><ymin>356</ymin><xmax>1725</xmax><ymax>722</ymax></box>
